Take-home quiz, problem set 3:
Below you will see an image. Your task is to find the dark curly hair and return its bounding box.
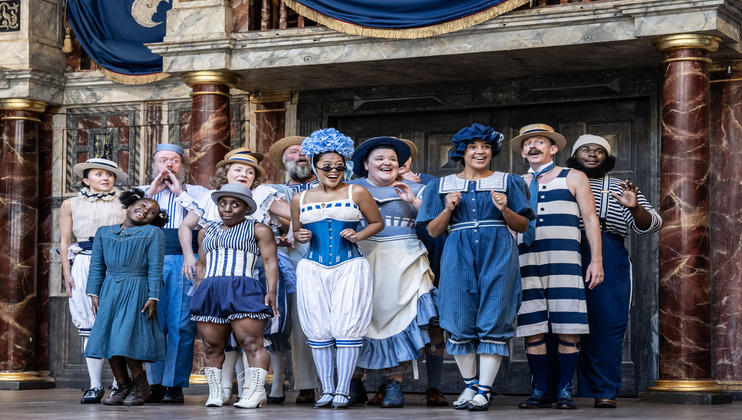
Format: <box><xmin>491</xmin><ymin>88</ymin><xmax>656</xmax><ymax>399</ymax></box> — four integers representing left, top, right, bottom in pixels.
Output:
<box><xmin>119</xmin><ymin>188</ymin><xmax>170</xmax><ymax>227</ymax></box>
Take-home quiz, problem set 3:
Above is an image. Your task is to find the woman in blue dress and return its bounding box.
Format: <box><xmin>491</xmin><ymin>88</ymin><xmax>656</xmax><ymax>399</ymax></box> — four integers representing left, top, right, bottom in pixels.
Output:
<box><xmin>290</xmin><ymin>128</ymin><xmax>384</xmax><ymax>409</ymax></box>
<box><xmin>347</xmin><ymin>137</ymin><xmax>437</xmax><ymax>408</ymax></box>
<box><xmin>417</xmin><ymin>124</ymin><xmax>534</xmax><ymax>411</ymax></box>
<box><xmin>85</xmin><ymin>188</ymin><xmax>169</xmax><ymax>406</ymax></box>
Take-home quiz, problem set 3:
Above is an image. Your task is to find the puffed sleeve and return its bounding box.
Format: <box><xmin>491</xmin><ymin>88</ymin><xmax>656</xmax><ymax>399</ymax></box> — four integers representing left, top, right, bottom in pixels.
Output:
<box><xmin>251</xmin><ymin>184</ymin><xmax>287</xmax><ymax>226</ymax></box>
<box><xmin>147</xmin><ymin>227</ymin><xmax>166</xmax><ymax>300</ymax></box>
<box><xmin>506</xmin><ymin>174</ymin><xmax>536</xmax><ymax>220</ymax></box>
<box><xmin>416</xmin><ymin>177</ymin><xmax>444</xmax><ymax>225</ymax></box>
<box><xmin>86</xmin><ymin>227</ymin><xmax>107</xmax><ymax>297</ymax></box>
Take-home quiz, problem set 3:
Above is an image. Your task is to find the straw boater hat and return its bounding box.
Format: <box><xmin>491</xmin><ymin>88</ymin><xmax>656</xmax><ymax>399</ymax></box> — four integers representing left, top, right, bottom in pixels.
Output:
<box><xmin>211</xmin><ymin>183</ymin><xmax>257</xmax><ymax>215</ymax></box>
<box><xmin>268</xmin><ymin>136</ymin><xmax>306</xmax><ymax>171</ymax></box>
<box><xmin>399</xmin><ymin>138</ymin><xmax>417</xmax><ymax>162</ymax></box>
<box><xmin>509</xmin><ymin>123</ymin><xmax>567</xmax><ymax>153</ymax></box>
<box><xmin>73</xmin><ymin>158</ymin><xmax>128</xmax><ymax>180</ymax></box>
<box><xmin>217</xmin><ymin>148</ymin><xmax>264</xmax><ymax>178</ymax></box>
<box><xmin>571</xmin><ymin>134</ymin><xmax>612</xmax><ymax>156</ymax></box>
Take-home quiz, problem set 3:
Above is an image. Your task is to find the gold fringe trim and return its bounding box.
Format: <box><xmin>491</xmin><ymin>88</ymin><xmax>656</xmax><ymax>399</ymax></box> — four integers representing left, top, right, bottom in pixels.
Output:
<box><xmin>97</xmin><ymin>66</ymin><xmax>171</xmax><ymax>85</ymax></box>
<box><xmin>282</xmin><ymin>0</ymin><xmax>531</xmax><ymax>39</ymax></box>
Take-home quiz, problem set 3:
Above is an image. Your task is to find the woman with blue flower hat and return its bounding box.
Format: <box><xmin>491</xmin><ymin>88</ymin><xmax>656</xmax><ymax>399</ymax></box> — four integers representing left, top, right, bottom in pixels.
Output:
<box><xmin>417</xmin><ymin>123</ymin><xmax>535</xmax><ymax>411</ymax></box>
<box><xmin>290</xmin><ymin>128</ymin><xmax>384</xmax><ymax>409</ymax></box>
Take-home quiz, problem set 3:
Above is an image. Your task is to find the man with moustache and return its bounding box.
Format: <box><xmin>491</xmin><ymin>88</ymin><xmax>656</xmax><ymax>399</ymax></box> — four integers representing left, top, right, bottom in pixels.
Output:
<box><xmin>511</xmin><ymin>124</ymin><xmax>604</xmax><ymax>410</ymax></box>
<box><xmin>141</xmin><ymin>144</ymin><xmax>210</xmax><ymax>403</ymax></box>
<box><xmin>566</xmin><ymin>134</ymin><xmax>661</xmax><ymax>408</ymax></box>
<box><xmin>267</xmin><ymin>136</ymin><xmax>322</xmax><ymax>404</ymax></box>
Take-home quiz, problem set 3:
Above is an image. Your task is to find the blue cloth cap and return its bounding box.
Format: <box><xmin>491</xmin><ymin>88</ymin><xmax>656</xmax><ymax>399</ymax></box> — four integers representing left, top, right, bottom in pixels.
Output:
<box><xmin>449</xmin><ymin>123</ymin><xmax>504</xmax><ymax>162</ymax></box>
<box><xmin>351</xmin><ymin>136</ymin><xmax>411</xmax><ymax>177</ymax></box>
<box><xmin>211</xmin><ymin>183</ymin><xmax>257</xmax><ymax>215</ymax></box>
<box><xmin>155</xmin><ymin>143</ymin><xmax>185</xmax><ymax>156</ymax></box>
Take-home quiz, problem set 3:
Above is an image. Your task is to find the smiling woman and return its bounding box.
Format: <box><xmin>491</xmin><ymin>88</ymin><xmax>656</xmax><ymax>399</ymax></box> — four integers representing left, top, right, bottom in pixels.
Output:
<box><xmin>58</xmin><ymin>158</ymin><xmax>129</xmax><ymax>405</ymax></box>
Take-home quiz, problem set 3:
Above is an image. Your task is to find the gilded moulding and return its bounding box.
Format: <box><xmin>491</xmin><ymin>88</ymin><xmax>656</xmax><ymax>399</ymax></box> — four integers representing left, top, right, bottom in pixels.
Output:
<box><xmin>0</xmin><ymin>371</ymin><xmax>55</xmax><ymax>383</ymax></box>
<box><xmin>652</xmin><ymin>34</ymin><xmax>722</xmax><ymax>53</ymax></box>
<box><xmin>648</xmin><ymin>379</ymin><xmax>724</xmax><ymax>393</ymax></box>
<box><xmin>0</xmin><ymin>98</ymin><xmax>48</xmax><ymax>114</ymax></box>
<box><xmin>182</xmin><ymin>71</ymin><xmax>240</xmax><ymax>88</ymax></box>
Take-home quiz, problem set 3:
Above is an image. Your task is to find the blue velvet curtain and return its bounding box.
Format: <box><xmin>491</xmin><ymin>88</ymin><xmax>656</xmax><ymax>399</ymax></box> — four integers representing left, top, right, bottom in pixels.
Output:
<box><xmin>295</xmin><ymin>0</ymin><xmax>513</xmax><ymax>28</ymax></box>
<box><xmin>67</xmin><ymin>0</ymin><xmax>171</xmax><ymax>75</ymax></box>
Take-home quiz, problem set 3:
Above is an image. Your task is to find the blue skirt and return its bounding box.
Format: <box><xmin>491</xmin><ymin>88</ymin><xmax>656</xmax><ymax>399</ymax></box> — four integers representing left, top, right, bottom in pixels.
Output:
<box><xmin>189</xmin><ymin>275</ymin><xmax>273</xmax><ymax>323</ymax></box>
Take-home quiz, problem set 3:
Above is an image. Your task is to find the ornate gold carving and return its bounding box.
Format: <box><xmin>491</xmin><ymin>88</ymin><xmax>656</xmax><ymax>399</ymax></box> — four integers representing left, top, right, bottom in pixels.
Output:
<box><xmin>648</xmin><ymin>379</ymin><xmax>724</xmax><ymax>393</ymax></box>
<box><xmin>653</xmin><ymin>34</ymin><xmax>722</xmax><ymax>53</ymax></box>
<box><xmin>0</xmin><ymin>371</ymin><xmax>55</xmax><ymax>382</ymax></box>
<box><xmin>0</xmin><ymin>1</ymin><xmax>20</xmax><ymax>32</ymax></box>
<box><xmin>0</xmin><ymin>98</ymin><xmax>48</xmax><ymax>113</ymax></box>
<box><xmin>250</xmin><ymin>92</ymin><xmax>292</xmax><ymax>104</ymax></box>
<box><xmin>182</xmin><ymin>71</ymin><xmax>240</xmax><ymax>88</ymax></box>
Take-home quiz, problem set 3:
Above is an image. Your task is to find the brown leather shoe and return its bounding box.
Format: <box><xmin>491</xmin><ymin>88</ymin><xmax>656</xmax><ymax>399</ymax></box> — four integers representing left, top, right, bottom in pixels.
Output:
<box><xmin>295</xmin><ymin>389</ymin><xmax>316</xmax><ymax>404</ymax></box>
<box><xmin>594</xmin><ymin>398</ymin><xmax>617</xmax><ymax>408</ymax></box>
<box><xmin>123</xmin><ymin>373</ymin><xmax>150</xmax><ymax>406</ymax></box>
<box><xmin>102</xmin><ymin>379</ymin><xmax>131</xmax><ymax>406</ymax></box>
<box><xmin>366</xmin><ymin>383</ymin><xmax>386</xmax><ymax>405</ymax></box>
<box><xmin>425</xmin><ymin>387</ymin><xmax>449</xmax><ymax>407</ymax></box>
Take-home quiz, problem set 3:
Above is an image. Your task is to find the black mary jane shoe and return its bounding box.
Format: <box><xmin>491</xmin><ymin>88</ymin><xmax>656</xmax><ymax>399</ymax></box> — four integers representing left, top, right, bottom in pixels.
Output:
<box><xmin>331</xmin><ymin>394</ymin><xmax>351</xmax><ymax>410</ymax></box>
<box><xmin>267</xmin><ymin>395</ymin><xmax>286</xmax><ymax>404</ymax></box>
<box><xmin>81</xmin><ymin>387</ymin><xmax>105</xmax><ymax>404</ymax></box>
<box><xmin>313</xmin><ymin>394</ymin><xmax>334</xmax><ymax>409</ymax></box>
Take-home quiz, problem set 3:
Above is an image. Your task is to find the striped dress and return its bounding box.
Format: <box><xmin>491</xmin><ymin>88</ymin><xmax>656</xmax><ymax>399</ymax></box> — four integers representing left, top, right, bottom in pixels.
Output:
<box><xmin>189</xmin><ymin>220</ymin><xmax>273</xmax><ymax>323</ymax></box>
<box><xmin>516</xmin><ymin>168</ymin><xmax>589</xmax><ymax>337</ymax></box>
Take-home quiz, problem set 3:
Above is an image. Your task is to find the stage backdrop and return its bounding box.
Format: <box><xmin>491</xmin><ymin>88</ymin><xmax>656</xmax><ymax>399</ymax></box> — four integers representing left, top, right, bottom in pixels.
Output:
<box><xmin>66</xmin><ymin>0</ymin><xmax>172</xmax><ymax>84</ymax></box>
<box><xmin>283</xmin><ymin>0</ymin><xmax>530</xmax><ymax>38</ymax></box>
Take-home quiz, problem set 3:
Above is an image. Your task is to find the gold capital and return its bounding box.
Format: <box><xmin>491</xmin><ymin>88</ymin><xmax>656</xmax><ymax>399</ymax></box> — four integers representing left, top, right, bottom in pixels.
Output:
<box><xmin>182</xmin><ymin>71</ymin><xmax>240</xmax><ymax>88</ymax></box>
<box><xmin>0</xmin><ymin>99</ymin><xmax>48</xmax><ymax>113</ymax></box>
<box><xmin>652</xmin><ymin>34</ymin><xmax>722</xmax><ymax>53</ymax></box>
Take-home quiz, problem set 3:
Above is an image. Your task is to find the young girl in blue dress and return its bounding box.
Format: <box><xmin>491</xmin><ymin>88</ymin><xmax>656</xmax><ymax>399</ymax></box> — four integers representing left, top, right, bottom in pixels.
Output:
<box><xmin>417</xmin><ymin>124</ymin><xmax>534</xmax><ymax>411</ymax></box>
<box><xmin>85</xmin><ymin>188</ymin><xmax>169</xmax><ymax>406</ymax></box>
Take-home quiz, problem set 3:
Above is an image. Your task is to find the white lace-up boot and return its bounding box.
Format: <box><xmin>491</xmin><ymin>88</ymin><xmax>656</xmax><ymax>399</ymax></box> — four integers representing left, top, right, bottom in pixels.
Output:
<box><xmin>204</xmin><ymin>367</ymin><xmax>224</xmax><ymax>407</ymax></box>
<box><xmin>234</xmin><ymin>367</ymin><xmax>267</xmax><ymax>409</ymax></box>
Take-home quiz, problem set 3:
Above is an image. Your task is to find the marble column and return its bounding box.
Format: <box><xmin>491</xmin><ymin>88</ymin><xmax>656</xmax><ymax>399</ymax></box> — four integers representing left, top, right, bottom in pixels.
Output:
<box><xmin>0</xmin><ymin>99</ymin><xmax>54</xmax><ymax>389</ymax></box>
<box><xmin>709</xmin><ymin>60</ymin><xmax>742</xmax><ymax>394</ymax></box>
<box><xmin>252</xmin><ymin>92</ymin><xmax>290</xmax><ymax>184</ymax></box>
<box><xmin>181</xmin><ymin>71</ymin><xmax>239</xmax><ymax>384</ymax></box>
<box><xmin>182</xmin><ymin>71</ymin><xmax>240</xmax><ymax>187</ymax></box>
<box><xmin>648</xmin><ymin>34</ymin><xmax>724</xmax><ymax>395</ymax></box>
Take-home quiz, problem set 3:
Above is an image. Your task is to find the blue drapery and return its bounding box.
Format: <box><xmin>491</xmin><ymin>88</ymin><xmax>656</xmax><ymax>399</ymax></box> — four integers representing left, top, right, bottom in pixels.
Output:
<box><xmin>67</xmin><ymin>0</ymin><xmax>171</xmax><ymax>75</ymax></box>
<box><xmin>295</xmin><ymin>0</ymin><xmax>514</xmax><ymax>28</ymax></box>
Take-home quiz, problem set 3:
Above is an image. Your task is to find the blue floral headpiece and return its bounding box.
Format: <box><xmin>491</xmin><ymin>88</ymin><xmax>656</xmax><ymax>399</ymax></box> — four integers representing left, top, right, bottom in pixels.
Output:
<box><xmin>301</xmin><ymin>128</ymin><xmax>355</xmax><ymax>160</ymax></box>
<box><xmin>449</xmin><ymin>123</ymin><xmax>504</xmax><ymax>161</ymax></box>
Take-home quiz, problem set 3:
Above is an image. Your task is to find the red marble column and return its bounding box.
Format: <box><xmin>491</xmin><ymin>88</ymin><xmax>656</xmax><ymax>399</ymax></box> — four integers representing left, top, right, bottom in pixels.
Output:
<box><xmin>182</xmin><ymin>71</ymin><xmax>240</xmax><ymax>188</ymax></box>
<box><xmin>709</xmin><ymin>62</ymin><xmax>742</xmax><ymax>392</ymax></box>
<box><xmin>651</xmin><ymin>34</ymin><xmax>722</xmax><ymax>391</ymax></box>
<box><xmin>0</xmin><ymin>99</ymin><xmax>53</xmax><ymax>387</ymax></box>
<box><xmin>181</xmin><ymin>72</ymin><xmax>239</xmax><ymax>383</ymax></box>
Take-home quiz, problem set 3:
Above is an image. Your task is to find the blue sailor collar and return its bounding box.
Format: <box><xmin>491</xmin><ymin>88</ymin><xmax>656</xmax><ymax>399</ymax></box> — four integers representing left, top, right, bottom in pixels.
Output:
<box><xmin>353</xmin><ymin>178</ymin><xmax>424</xmax><ymax>203</ymax></box>
<box><xmin>439</xmin><ymin>172</ymin><xmax>508</xmax><ymax>194</ymax></box>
